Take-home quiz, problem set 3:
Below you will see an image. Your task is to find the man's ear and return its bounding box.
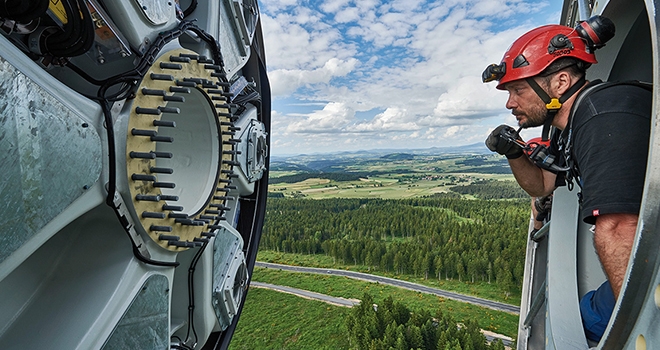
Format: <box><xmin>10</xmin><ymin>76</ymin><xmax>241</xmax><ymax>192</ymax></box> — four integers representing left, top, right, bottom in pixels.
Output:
<box><xmin>553</xmin><ymin>71</ymin><xmax>572</xmax><ymax>96</ymax></box>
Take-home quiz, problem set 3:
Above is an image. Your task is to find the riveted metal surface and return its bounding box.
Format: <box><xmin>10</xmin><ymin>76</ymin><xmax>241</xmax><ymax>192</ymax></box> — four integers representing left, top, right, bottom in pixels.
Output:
<box><xmin>246</xmin><ymin>119</ymin><xmax>268</xmax><ymax>182</ymax></box>
<box><xmin>135</xmin><ymin>0</ymin><xmax>173</xmax><ymax>25</ymax></box>
<box><xmin>0</xmin><ymin>56</ymin><xmax>102</xmax><ymax>264</ymax></box>
<box><xmin>219</xmin><ymin>1</ymin><xmax>251</xmax><ymax>75</ymax></box>
<box><xmin>211</xmin><ymin>224</ymin><xmax>247</xmax><ymax>329</ymax></box>
<box><xmin>101</xmin><ymin>274</ymin><xmax>170</xmax><ymax>350</ymax></box>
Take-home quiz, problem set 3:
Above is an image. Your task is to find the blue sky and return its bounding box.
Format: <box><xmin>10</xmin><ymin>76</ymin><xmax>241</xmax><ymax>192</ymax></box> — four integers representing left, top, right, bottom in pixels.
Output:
<box><xmin>260</xmin><ymin>0</ymin><xmax>564</xmax><ymax>155</ymax></box>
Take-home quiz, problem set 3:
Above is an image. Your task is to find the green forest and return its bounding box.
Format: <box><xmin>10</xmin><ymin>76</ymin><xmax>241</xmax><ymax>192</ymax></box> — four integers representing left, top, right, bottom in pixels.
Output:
<box><xmin>261</xmin><ymin>197</ymin><xmax>529</xmax><ymax>294</ymax></box>
<box><xmin>347</xmin><ymin>293</ymin><xmax>506</xmax><ymax>350</ymax></box>
<box><xmin>269</xmin><ymin>171</ymin><xmax>370</xmax><ymax>184</ymax></box>
<box><xmin>451</xmin><ymin>180</ymin><xmax>528</xmax><ymax>200</ymax></box>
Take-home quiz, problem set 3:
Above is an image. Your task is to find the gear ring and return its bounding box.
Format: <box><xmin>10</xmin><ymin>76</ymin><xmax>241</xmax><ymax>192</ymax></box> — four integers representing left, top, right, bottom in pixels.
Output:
<box><xmin>126</xmin><ymin>48</ymin><xmax>236</xmax><ymax>251</ymax></box>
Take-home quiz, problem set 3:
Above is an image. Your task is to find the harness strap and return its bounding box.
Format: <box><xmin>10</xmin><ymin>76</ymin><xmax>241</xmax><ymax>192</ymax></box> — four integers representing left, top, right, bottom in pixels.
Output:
<box><xmin>558</xmin><ymin>81</ymin><xmax>602</xmax><ymax>191</ymax></box>
<box><xmin>559</xmin><ymin>80</ymin><xmax>651</xmax><ymax>189</ymax></box>
<box><xmin>526</xmin><ymin>77</ymin><xmax>586</xmax><ymax>141</ymax></box>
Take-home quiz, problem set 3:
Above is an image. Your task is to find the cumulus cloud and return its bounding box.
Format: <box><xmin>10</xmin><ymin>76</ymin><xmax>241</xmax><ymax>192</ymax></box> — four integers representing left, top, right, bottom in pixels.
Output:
<box><xmin>269</xmin><ymin>58</ymin><xmax>359</xmax><ymax>96</ymax></box>
<box><xmin>320</xmin><ymin>0</ymin><xmax>352</xmax><ymax>14</ymax></box>
<box><xmin>426</xmin><ymin>76</ymin><xmax>507</xmax><ymax>124</ymax></box>
<box><xmin>261</xmin><ymin>13</ymin><xmax>355</xmax><ymax>70</ymax></box>
<box><xmin>286</xmin><ymin>102</ymin><xmax>355</xmax><ymax>133</ymax></box>
<box><xmin>353</xmin><ymin>107</ymin><xmax>419</xmax><ymax>132</ymax></box>
<box><xmin>260</xmin><ymin>0</ymin><xmax>559</xmax><ymax>154</ymax></box>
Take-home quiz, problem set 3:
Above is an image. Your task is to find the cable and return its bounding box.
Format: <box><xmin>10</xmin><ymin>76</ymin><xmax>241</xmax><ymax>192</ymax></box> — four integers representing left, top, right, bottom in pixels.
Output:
<box><xmin>170</xmin><ymin>345</ymin><xmax>193</xmax><ymax>350</ymax></box>
<box><xmin>100</xmin><ymin>100</ymin><xmax>117</xmax><ymax>207</ymax></box>
<box><xmin>184</xmin><ymin>241</ymin><xmax>209</xmax><ymax>348</ymax></box>
<box><xmin>101</xmin><ymin>100</ymin><xmax>179</xmax><ymax>268</ymax></box>
<box><xmin>44</xmin><ymin>0</ymin><xmax>95</xmax><ymax>57</ymax></box>
<box><xmin>232</xmin><ymin>91</ymin><xmax>260</xmax><ymax>105</ymax></box>
<box><xmin>183</xmin><ymin>0</ymin><xmax>198</xmax><ymax>18</ymax></box>
<box><xmin>170</xmin><ymin>337</ymin><xmax>193</xmax><ymax>349</ymax></box>
<box><xmin>0</xmin><ymin>0</ymin><xmax>49</xmax><ymax>22</ymax></box>
<box><xmin>90</xmin><ymin>20</ymin><xmax>228</xmax><ymax>268</ymax></box>
<box><xmin>132</xmin><ymin>243</ymin><xmax>180</xmax><ymax>267</ymax></box>
<box><xmin>65</xmin><ymin>62</ymin><xmax>105</xmax><ymax>85</ymax></box>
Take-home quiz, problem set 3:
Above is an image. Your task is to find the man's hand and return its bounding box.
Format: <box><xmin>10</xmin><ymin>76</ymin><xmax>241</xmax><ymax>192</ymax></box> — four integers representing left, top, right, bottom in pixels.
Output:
<box><xmin>534</xmin><ymin>195</ymin><xmax>553</xmax><ymax>222</ymax></box>
<box><xmin>485</xmin><ymin>125</ymin><xmax>524</xmax><ymax>159</ymax></box>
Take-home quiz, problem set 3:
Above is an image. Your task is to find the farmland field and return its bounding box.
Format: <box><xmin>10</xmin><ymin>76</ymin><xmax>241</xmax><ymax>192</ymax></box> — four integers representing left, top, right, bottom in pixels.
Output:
<box><xmin>269</xmin><ymin>152</ymin><xmax>523</xmax><ymax>200</ymax></box>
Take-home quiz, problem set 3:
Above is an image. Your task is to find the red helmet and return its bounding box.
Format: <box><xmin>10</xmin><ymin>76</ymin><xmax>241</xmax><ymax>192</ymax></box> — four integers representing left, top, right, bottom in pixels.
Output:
<box><xmin>483</xmin><ymin>25</ymin><xmax>598</xmax><ymax>90</ymax></box>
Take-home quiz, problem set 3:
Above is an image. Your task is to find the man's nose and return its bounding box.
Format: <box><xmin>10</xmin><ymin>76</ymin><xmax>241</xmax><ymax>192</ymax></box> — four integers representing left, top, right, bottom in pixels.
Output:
<box><xmin>505</xmin><ymin>95</ymin><xmax>517</xmax><ymax>110</ymax></box>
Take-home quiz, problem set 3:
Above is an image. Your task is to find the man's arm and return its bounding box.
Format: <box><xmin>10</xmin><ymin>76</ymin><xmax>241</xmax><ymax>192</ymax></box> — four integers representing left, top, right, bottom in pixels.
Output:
<box><xmin>508</xmin><ymin>155</ymin><xmax>557</xmax><ymax>197</ymax></box>
<box><xmin>593</xmin><ymin>213</ymin><xmax>638</xmax><ymax>298</ymax></box>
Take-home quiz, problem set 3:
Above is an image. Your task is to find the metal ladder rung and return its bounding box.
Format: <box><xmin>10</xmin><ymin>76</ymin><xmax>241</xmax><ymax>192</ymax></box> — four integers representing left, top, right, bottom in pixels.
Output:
<box><xmin>523</xmin><ymin>280</ymin><xmax>546</xmax><ymax>328</ymax></box>
<box><xmin>532</xmin><ymin>220</ymin><xmax>550</xmax><ymax>242</ymax></box>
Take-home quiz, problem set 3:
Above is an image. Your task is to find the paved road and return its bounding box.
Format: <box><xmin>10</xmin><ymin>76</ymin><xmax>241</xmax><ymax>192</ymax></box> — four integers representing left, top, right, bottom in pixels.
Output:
<box><xmin>255</xmin><ymin>262</ymin><xmax>520</xmax><ymax>315</ymax></box>
<box><xmin>251</xmin><ymin>278</ymin><xmax>513</xmax><ymax>347</ymax></box>
<box><xmin>251</xmin><ymin>281</ymin><xmax>361</xmax><ymax>307</ymax></box>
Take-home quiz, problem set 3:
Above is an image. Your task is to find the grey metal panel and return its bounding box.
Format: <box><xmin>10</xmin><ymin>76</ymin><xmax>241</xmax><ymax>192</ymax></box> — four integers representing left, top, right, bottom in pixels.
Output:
<box><xmin>0</xmin><ymin>204</ymin><xmax>136</xmax><ymax>350</ymax></box>
<box><xmin>101</xmin><ymin>274</ymin><xmax>170</xmax><ymax>350</ymax></box>
<box><xmin>0</xmin><ymin>55</ymin><xmax>102</xmax><ymax>264</ymax></box>
<box><xmin>135</xmin><ymin>0</ymin><xmax>173</xmax><ymax>24</ymax></box>
<box><xmin>212</xmin><ymin>224</ymin><xmax>247</xmax><ymax>329</ymax></box>
<box><xmin>545</xmin><ymin>187</ymin><xmax>590</xmax><ymax>349</ymax></box>
<box><xmin>586</xmin><ymin>0</ymin><xmax>646</xmax><ymax>81</ymax></box>
<box><xmin>576</xmin><ymin>221</ymin><xmax>606</xmax><ymax>299</ymax></box>
<box><xmin>607</xmin><ymin>10</ymin><xmax>653</xmax><ymax>83</ymax></box>
<box><xmin>577</xmin><ymin>0</ymin><xmax>591</xmax><ymax>20</ymax></box>
<box><xmin>599</xmin><ymin>0</ymin><xmax>660</xmax><ymax>348</ymax></box>
<box><xmin>517</xmin><ymin>217</ymin><xmax>548</xmax><ymax>350</ymax></box>
<box><xmin>101</xmin><ymin>0</ymin><xmax>178</xmax><ymax>51</ymax></box>
<box><xmin>232</xmin><ymin>105</ymin><xmax>259</xmax><ymax>196</ymax></box>
<box><xmin>219</xmin><ymin>0</ymin><xmax>251</xmax><ymax>76</ymax></box>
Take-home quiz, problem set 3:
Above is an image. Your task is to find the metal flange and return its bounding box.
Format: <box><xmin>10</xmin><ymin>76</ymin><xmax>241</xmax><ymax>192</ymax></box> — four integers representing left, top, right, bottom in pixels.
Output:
<box><xmin>126</xmin><ymin>48</ymin><xmax>236</xmax><ymax>251</ymax></box>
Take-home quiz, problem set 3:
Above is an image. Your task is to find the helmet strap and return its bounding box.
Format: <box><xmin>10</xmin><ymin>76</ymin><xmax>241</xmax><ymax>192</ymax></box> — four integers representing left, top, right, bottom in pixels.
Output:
<box><xmin>525</xmin><ymin>76</ymin><xmax>587</xmax><ymax>141</ymax></box>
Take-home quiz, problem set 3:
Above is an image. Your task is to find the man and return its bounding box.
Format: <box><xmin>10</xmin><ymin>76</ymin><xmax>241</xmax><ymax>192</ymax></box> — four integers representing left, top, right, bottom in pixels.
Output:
<box><xmin>482</xmin><ymin>17</ymin><xmax>651</xmax><ymax>342</ymax></box>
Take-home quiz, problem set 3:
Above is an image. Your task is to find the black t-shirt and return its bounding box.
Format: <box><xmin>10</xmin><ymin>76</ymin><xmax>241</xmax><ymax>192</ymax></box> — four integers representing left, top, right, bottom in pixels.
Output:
<box><xmin>550</xmin><ymin>83</ymin><xmax>652</xmax><ymax>224</ymax></box>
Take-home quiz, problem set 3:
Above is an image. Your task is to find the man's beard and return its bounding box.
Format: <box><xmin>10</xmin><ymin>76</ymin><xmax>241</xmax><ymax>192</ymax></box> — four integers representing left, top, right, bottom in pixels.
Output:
<box><xmin>515</xmin><ymin>103</ymin><xmax>547</xmax><ymax>128</ymax></box>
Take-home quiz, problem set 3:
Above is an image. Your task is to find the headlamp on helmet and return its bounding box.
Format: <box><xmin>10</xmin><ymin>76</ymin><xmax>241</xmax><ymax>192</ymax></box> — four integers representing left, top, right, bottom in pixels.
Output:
<box><xmin>482</xmin><ymin>63</ymin><xmax>506</xmax><ymax>83</ymax></box>
<box><xmin>575</xmin><ymin>15</ymin><xmax>616</xmax><ymax>52</ymax></box>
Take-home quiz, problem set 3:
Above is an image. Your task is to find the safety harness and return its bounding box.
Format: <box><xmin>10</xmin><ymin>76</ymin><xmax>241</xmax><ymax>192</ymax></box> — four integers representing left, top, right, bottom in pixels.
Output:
<box><xmin>556</xmin><ymin>80</ymin><xmax>652</xmax><ymax>191</ymax></box>
<box><xmin>525</xmin><ymin>76</ymin><xmax>587</xmax><ymax>141</ymax></box>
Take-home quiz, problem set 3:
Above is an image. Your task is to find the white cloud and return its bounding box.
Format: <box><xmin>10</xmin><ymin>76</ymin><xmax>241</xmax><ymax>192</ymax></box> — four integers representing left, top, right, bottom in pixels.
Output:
<box><xmin>261</xmin><ymin>13</ymin><xmax>355</xmax><ymax>71</ymax></box>
<box><xmin>335</xmin><ymin>7</ymin><xmax>360</xmax><ymax>23</ymax></box>
<box><xmin>320</xmin><ymin>0</ymin><xmax>351</xmax><ymax>14</ymax></box>
<box><xmin>353</xmin><ymin>107</ymin><xmax>419</xmax><ymax>132</ymax></box>
<box><xmin>444</xmin><ymin>125</ymin><xmax>462</xmax><ymax>137</ymax></box>
<box><xmin>286</xmin><ymin>102</ymin><xmax>355</xmax><ymax>133</ymax></box>
<box><xmin>427</xmin><ymin>76</ymin><xmax>506</xmax><ymax>124</ymax></box>
<box><xmin>269</xmin><ymin>58</ymin><xmax>359</xmax><ymax>96</ymax></box>
<box><xmin>261</xmin><ymin>0</ymin><xmax>559</xmax><ymax>154</ymax></box>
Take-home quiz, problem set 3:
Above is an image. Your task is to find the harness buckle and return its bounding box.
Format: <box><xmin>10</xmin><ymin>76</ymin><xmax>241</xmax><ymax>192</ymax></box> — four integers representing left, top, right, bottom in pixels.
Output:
<box><xmin>546</xmin><ymin>98</ymin><xmax>562</xmax><ymax>110</ymax></box>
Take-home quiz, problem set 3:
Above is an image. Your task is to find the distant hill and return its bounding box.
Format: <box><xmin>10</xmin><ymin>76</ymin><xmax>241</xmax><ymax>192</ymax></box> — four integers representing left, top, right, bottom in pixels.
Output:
<box><xmin>270</xmin><ymin>162</ymin><xmax>316</xmax><ymax>172</ymax></box>
<box><xmin>268</xmin><ymin>172</ymin><xmax>368</xmax><ymax>184</ymax></box>
<box><xmin>268</xmin><ymin>145</ymin><xmax>509</xmax><ymax>181</ymax></box>
<box><xmin>380</xmin><ymin>153</ymin><xmax>415</xmax><ymax>160</ymax></box>
<box><xmin>271</xmin><ymin>143</ymin><xmax>489</xmax><ymax>161</ymax></box>
<box><xmin>306</xmin><ymin>159</ymin><xmax>354</xmax><ymax>171</ymax></box>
